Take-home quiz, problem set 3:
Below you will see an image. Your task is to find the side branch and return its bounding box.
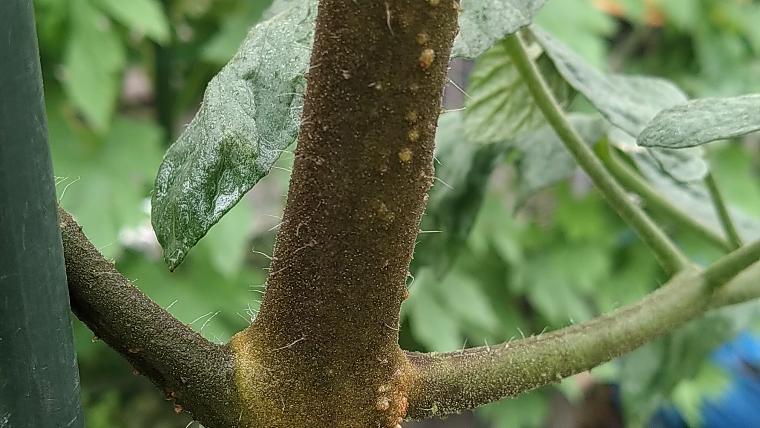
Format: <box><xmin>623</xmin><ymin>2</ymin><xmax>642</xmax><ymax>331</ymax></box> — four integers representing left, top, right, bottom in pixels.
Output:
<box><xmin>596</xmin><ymin>143</ymin><xmax>733</xmax><ymax>252</ymax></box>
<box><xmin>704</xmin><ymin>240</ymin><xmax>760</xmax><ymax>287</ymax></box>
<box><xmin>58</xmin><ymin>208</ymin><xmax>243</xmax><ymax>427</ymax></box>
<box><xmin>405</xmin><ymin>258</ymin><xmax>760</xmax><ymax>419</ymax></box>
<box><xmin>503</xmin><ymin>33</ymin><xmax>689</xmax><ymax>274</ymax></box>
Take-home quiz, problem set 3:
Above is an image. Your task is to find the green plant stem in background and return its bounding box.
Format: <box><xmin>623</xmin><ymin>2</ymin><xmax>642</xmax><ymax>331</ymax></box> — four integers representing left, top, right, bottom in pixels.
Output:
<box><xmin>503</xmin><ymin>33</ymin><xmax>689</xmax><ymax>275</ymax></box>
<box><xmin>704</xmin><ymin>172</ymin><xmax>744</xmax><ymax>250</ymax></box>
<box><xmin>704</xmin><ymin>239</ymin><xmax>760</xmax><ymax>288</ymax></box>
<box><xmin>596</xmin><ymin>142</ymin><xmax>733</xmax><ymax>252</ymax></box>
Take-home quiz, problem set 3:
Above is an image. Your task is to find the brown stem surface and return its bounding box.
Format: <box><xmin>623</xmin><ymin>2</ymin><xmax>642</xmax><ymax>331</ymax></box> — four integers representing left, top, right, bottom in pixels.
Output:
<box><xmin>59</xmin><ymin>208</ymin><xmax>242</xmax><ymax>427</ymax></box>
<box><xmin>230</xmin><ymin>1</ymin><xmax>459</xmax><ymax>427</ymax></box>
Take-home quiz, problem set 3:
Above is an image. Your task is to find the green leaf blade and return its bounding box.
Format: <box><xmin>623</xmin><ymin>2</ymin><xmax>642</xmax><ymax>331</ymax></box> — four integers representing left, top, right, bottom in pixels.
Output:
<box><xmin>534</xmin><ymin>27</ymin><xmax>709</xmax><ymax>182</ymax></box>
<box><xmin>62</xmin><ymin>0</ymin><xmax>125</xmax><ymax>132</ymax></box>
<box><xmin>638</xmin><ymin>94</ymin><xmax>760</xmax><ymax>149</ymax></box>
<box><xmin>452</xmin><ymin>0</ymin><xmax>546</xmax><ymax>58</ymax></box>
<box><xmin>96</xmin><ymin>0</ymin><xmax>170</xmax><ymax>43</ymax></box>
<box><xmin>464</xmin><ymin>39</ymin><xmax>571</xmax><ymax>144</ymax></box>
<box><xmin>533</xmin><ymin>27</ymin><xmax>688</xmax><ymax>137</ymax></box>
<box><xmin>151</xmin><ymin>1</ymin><xmax>316</xmax><ymax>270</ymax></box>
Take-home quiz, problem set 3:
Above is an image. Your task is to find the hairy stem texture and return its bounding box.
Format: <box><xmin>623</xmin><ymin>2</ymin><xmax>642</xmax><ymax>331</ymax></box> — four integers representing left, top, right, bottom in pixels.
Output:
<box><xmin>404</xmin><ymin>240</ymin><xmax>760</xmax><ymax>419</ymax></box>
<box><xmin>59</xmin><ymin>208</ymin><xmax>242</xmax><ymax>427</ymax></box>
<box><xmin>230</xmin><ymin>1</ymin><xmax>459</xmax><ymax>427</ymax></box>
<box><xmin>406</xmin><ymin>269</ymin><xmax>710</xmax><ymax>419</ymax></box>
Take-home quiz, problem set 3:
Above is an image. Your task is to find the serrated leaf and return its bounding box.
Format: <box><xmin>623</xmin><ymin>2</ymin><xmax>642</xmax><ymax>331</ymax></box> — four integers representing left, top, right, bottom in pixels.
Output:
<box><xmin>63</xmin><ymin>0</ymin><xmax>125</xmax><ymax>132</ymax></box>
<box><xmin>638</xmin><ymin>94</ymin><xmax>760</xmax><ymax>149</ymax></box>
<box><xmin>534</xmin><ymin>27</ymin><xmax>709</xmax><ymax>182</ymax></box>
<box><xmin>96</xmin><ymin>0</ymin><xmax>170</xmax><ymax>43</ymax></box>
<box><xmin>414</xmin><ymin>112</ymin><xmax>506</xmax><ymax>277</ymax></box>
<box><xmin>151</xmin><ymin>0</ymin><xmax>316</xmax><ymax>270</ymax></box>
<box><xmin>452</xmin><ymin>0</ymin><xmax>546</xmax><ymax>58</ymax></box>
<box><xmin>512</xmin><ymin>114</ymin><xmax>607</xmax><ymax>202</ymax></box>
<box><xmin>465</xmin><ymin>39</ymin><xmax>571</xmax><ymax>144</ymax></box>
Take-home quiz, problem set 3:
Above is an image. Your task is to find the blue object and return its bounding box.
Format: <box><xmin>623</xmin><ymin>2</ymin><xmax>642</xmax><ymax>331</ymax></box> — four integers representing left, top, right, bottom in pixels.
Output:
<box><xmin>701</xmin><ymin>332</ymin><xmax>760</xmax><ymax>427</ymax></box>
<box><xmin>650</xmin><ymin>331</ymin><xmax>760</xmax><ymax>427</ymax></box>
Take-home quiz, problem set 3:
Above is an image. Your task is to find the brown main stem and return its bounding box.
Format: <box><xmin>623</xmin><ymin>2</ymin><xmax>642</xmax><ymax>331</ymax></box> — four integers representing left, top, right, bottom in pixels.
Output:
<box><xmin>57</xmin><ymin>1</ymin><xmax>760</xmax><ymax>426</ymax></box>
<box><xmin>231</xmin><ymin>1</ymin><xmax>459</xmax><ymax>426</ymax></box>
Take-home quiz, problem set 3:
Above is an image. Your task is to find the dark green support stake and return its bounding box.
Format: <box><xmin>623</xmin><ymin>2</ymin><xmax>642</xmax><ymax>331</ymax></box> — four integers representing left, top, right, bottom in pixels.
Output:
<box><xmin>0</xmin><ymin>1</ymin><xmax>85</xmax><ymax>426</ymax></box>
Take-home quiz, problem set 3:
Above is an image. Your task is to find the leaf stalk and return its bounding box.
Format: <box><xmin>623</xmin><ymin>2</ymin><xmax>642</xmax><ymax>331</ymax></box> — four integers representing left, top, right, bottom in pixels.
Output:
<box><xmin>704</xmin><ymin>172</ymin><xmax>744</xmax><ymax>250</ymax></box>
<box><xmin>596</xmin><ymin>142</ymin><xmax>733</xmax><ymax>252</ymax></box>
<box><xmin>503</xmin><ymin>33</ymin><xmax>688</xmax><ymax>274</ymax></box>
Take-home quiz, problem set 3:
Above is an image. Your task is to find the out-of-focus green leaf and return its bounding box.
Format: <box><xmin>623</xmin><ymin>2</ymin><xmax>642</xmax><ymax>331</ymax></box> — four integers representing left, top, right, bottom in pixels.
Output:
<box><xmin>478</xmin><ymin>389</ymin><xmax>548</xmax><ymax>428</ymax></box>
<box><xmin>438</xmin><ymin>273</ymin><xmax>501</xmax><ymax>334</ymax></box>
<box><xmin>96</xmin><ymin>0</ymin><xmax>170</xmax><ymax>43</ymax></box>
<box><xmin>671</xmin><ymin>365</ymin><xmax>730</xmax><ymax>426</ymax></box>
<box><xmin>552</xmin><ymin>187</ymin><xmax>617</xmax><ymax>244</ymax></box>
<box><xmin>406</xmin><ymin>269</ymin><xmax>463</xmax><ymax>352</ymax></box>
<box><xmin>50</xmin><ymin>112</ymin><xmax>164</xmax><ymax>259</ymax></box>
<box><xmin>658</xmin><ymin>0</ymin><xmax>701</xmax><ymax>31</ymax></box>
<box><xmin>512</xmin><ymin>114</ymin><xmax>606</xmax><ymax>202</ymax></box>
<box><xmin>201</xmin><ymin>1</ymin><xmax>273</xmax><ymax>63</ymax></box>
<box><xmin>465</xmin><ymin>39</ymin><xmax>571</xmax><ymax>144</ymax></box>
<box><xmin>195</xmin><ymin>197</ymin><xmax>253</xmax><ymax>279</ymax></box>
<box><xmin>415</xmin><ymin>112</ymin><xmax>506</xmax><ymax>276</ymax></box>
<box><xmin>453</xmin><ymin>0</ymin><xmax>546</xmax><ymax>58</ymax></box>
<box><xmin>511</xmin><ymin>242</ymin><xmax>605</xmax><ymax>326</ymax></box>
<box><xmin>710</xmin><ymin>144</ymin><xmax>760</xmax><ymax>216</ymax></box>
<box><xmin>593</xmin><ymin>245</ymin><xmax>658</xmax><ymax>312</ymax></box>
<box><xmin>535</xmin><ymin>0</ymin><xmax>616</xmax><ymax>67</ymax></box>
<box><xmin>152</xmin><ymin>0</ymin><xmax>316</xmax><ymax>270</ymax></box>
<box><xmin>63</xmin><ymin>0</ymin><xmax>125</xmax><ymax>132</ymax></box>
<box><xmin>638</xmin><ymin>94</ymin><xmax>760</xmax><ymax>149</ymax></box>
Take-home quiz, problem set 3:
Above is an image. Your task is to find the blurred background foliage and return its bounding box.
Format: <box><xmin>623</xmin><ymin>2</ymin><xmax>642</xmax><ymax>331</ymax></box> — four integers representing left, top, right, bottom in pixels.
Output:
<box><xmin>37</xmin><ymin>0</ymin><xmax>760</xmax><ymax>426</ymax></box>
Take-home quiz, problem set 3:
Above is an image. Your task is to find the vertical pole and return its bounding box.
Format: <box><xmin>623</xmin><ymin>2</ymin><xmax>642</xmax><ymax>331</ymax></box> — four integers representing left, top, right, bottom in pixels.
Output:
<box><xmin>0</xmin><ymin>1</ymin><xmax>85</xmax><ymax>426</ymax></box>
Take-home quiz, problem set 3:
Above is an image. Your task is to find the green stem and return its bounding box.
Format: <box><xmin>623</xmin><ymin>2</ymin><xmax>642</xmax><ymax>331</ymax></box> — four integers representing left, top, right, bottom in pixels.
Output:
<box><xmin>704</xmin><ymin>173</ymin><xmax>743</xmax><ymax>250</ymax></box>
<box><xmin>597</xmin><ymin>142</ymin><xmax>733</xmax><ymax>252</ymax></box>
<box><xmin>406</xmin><ymin>268</ymin><xmax>709</xmax><ymax>419</ymax></box>
<box><xmin>704</xmin><ymin>240</ymin><xmax>760</xmax><ymax>288</ymax></box>
<box><xmin>503</xmin><ymin>34</ymin><xmax>688</xmax><ymax>274</ymax></box>
<box><xmin>407</xmin><ymin>253</ymin><xmax>760</xmax><ymax>419</ymax></box>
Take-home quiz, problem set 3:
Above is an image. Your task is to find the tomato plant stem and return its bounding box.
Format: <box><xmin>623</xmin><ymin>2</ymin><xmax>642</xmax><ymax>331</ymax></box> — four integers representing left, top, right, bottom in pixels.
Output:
<box><xmin>504</xmin><ymin>33</ymin><xmax>688</xmax><ymax>275</ymax></box>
